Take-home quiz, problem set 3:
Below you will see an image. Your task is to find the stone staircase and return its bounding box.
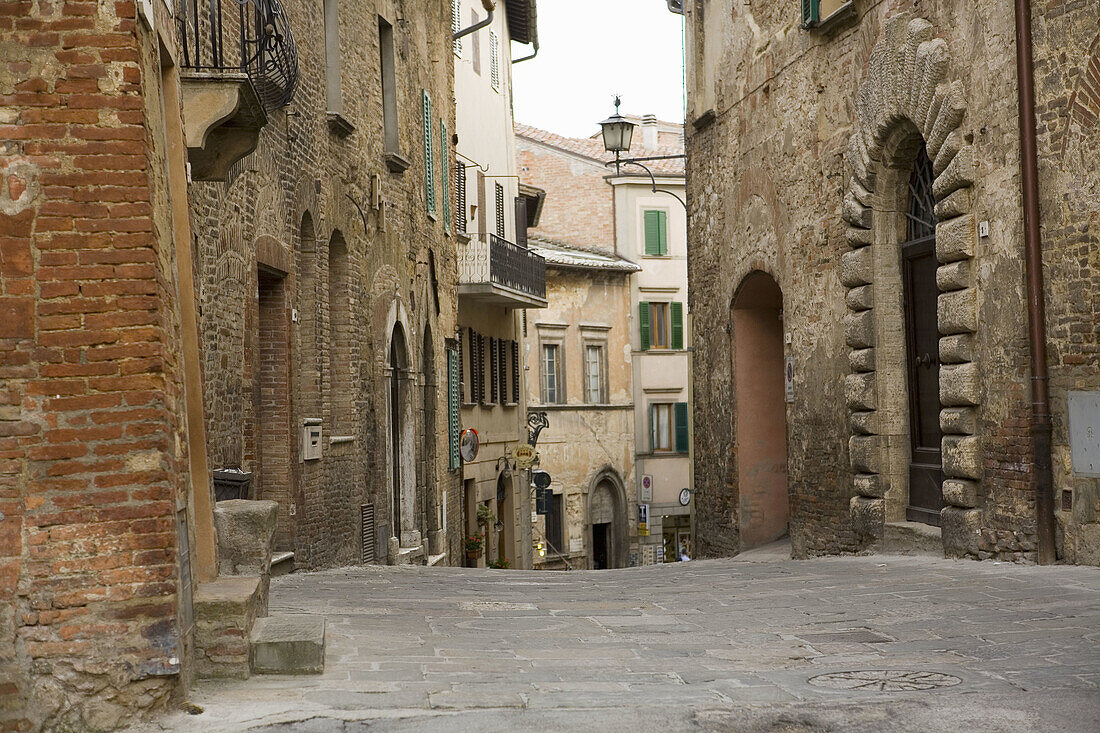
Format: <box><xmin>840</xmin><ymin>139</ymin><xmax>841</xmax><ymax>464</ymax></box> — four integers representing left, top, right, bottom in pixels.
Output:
<box><xmin>193</xmin><ymin>500</ymin><xmax>325</xmax><ymax>678</ymax></box>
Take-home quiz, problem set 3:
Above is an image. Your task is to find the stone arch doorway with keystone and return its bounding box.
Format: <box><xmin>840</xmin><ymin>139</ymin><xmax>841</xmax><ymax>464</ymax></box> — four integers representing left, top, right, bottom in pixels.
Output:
<box><xmin>588</xmin><ymin>469</ymin><xmax>628</xmax><ymax>570</ymax></box>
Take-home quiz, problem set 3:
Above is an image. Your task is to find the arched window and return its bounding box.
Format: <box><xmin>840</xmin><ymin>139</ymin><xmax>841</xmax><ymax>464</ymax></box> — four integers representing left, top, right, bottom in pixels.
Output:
<box><xmin>906</xmin><ymin>144</ymin><xmax>937</xmax><ymax>242</ymax></box>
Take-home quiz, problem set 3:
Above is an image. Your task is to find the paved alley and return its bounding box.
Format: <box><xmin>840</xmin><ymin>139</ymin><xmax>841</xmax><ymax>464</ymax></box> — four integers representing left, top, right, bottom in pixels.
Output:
<box><xmin>144</xmin><ymin>551</ymin><xmax>1100</xmax><ymax>732</ymax></box>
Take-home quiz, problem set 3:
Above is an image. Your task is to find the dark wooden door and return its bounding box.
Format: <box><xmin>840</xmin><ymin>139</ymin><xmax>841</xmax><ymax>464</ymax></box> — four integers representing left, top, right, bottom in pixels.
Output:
<box><xmin>592</xmin><ymin>523</ymin><xmax>609</xmax><ymax>570</ymax></box>
<box><xmin>902</xmin><ymin>237</ymin><xmax>943</xmax><ymax>525</ymax></box>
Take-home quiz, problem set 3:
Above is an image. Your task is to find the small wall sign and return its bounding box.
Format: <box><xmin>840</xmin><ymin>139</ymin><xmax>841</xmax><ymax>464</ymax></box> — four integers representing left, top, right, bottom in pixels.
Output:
<box><xmin>784</xmin><ymin>355</ymin><xmax>795</xmax><ymax>403</ymax></box>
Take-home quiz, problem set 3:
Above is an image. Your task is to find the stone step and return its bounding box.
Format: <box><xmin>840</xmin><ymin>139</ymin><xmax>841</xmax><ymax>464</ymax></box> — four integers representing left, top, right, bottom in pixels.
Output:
<box><xmin>193</xmin><ymin>576</ymin><xmax>263</xmax><ymax>679</ymax></box>
<box><xmin>250</xmin><ymin>614</ymin><xmax>326</xmax><ymax>675</ymax></box>
<box><xmin>392</xmin><ymin>545</ymin><xmax>425</xmax><ymax>565</ymax></box>
<box><xmin>271</xmin><ymin>551</ymin><xmax>295</xmax><ymax>577</ymax></box>
<box><xmin>884</xmin><ymin>521</ymin><xmax>943</xmax><ymax>557</ymax></box>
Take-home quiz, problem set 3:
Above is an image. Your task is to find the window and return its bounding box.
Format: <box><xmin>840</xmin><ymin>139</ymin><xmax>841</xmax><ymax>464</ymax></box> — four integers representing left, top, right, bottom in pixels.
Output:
<box><xmin>639</xmin><ymin>301</ymin><xmax>685</xmax><ymax>351</ymax></box>
<box><xmin>378</xmin><ymin>17</ymin><xmax>398</xmax><ymax>154</ymax></box>
<box><xmin>583</xmin><ymin>344</ymin><xmax>606</xmax><ymax>403</ymax></box>
<box><xmin>440</xmin><ymin>120</ymin><xmax>450</xmax><ymax>233</ymax></box>
<box><xmin>455</xmin><ymin>161</ymin><xmax>467</xmax><ymax>233</ymax></box>
<box><xmin>802</xmin><ymin>0</ymin><xmax>852</xmax><ymax>29</ymax></box>
<box><xmin>422</xmin><ymin>90</ymin><xmax>435</xmax><ymax>216</ymax></box>
<box><xmin>451</xmin><ymin>0</ymin><xmax>462</xmax><ymax>56</ymax></box>
<box><xmin>323</xmin><ymin>0</ymin><xmax>342</xmax><ymax>114</ymax></box>
<box><xmin>489</xmin><ymin>29</ymin><xmax>500</xmax><ymax>91</ymax></box>
<box><xmin>495</xmin><ymin>182</ymin><xmax>505</xmax><ymax>238</ymax></box>
<box><xmin>447</xmin><ymin>346</ymin><xmax>460</xmax><ymax>469</ymax></box>
<box><xmin>651</xmin><ymin>402</ymin><xmax>689</xmax><ymax>453</ymax></box>
<box><xmin>545</xmin><ymin>493</ymin><xmax>564</xmax><ymax>553</ymax></box>
<box><xmin>643</xmin><ymin>209</ymin><xmax>668</xmax><ymax>256</ymax></box>
<box><xmin>541</xmin><ymin>344</ymin><xmax>562</xmax><ymax>404</ymax></box>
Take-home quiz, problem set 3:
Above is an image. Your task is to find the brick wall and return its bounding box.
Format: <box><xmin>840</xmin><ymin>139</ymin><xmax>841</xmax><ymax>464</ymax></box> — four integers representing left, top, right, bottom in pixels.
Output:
<box><xmin>0</xmin><ymin>1</ymin><xmax>191</xmax><ymax>728</ymax></box>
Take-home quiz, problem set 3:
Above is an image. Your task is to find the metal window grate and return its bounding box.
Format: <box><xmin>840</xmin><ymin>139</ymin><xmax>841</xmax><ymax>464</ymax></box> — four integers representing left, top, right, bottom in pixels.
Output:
<box><xmin>361</xmin><ymin>503</ymin><xmax>376</xmax><ymax>563</ymax></box>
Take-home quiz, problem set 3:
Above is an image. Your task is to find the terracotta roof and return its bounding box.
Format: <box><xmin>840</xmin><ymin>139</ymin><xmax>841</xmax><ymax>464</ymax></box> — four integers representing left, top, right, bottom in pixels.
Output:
<box><xmin>515</xmin><ymin>121</ymin><xmax>686</xmax><ymax>176</ymax></box>
<box><xmin>529</xmin><ymin>237</ymin><xmax>641</xmax><ymax>273</ymax></box>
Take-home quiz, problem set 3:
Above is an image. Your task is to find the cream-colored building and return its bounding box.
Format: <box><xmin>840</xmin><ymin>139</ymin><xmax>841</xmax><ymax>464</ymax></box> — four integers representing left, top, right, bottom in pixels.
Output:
<box><xmin>453</xmin><ymin>0</ymin><xmax>543</xmax><ymax>570</ymax></box>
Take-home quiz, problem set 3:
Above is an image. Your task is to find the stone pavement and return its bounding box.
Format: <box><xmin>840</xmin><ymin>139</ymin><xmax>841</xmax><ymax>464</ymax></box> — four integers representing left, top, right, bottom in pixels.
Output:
<box><xmin>141</xmin><ymin>548</ymin><xmax>1100</xmax><ymax>732</ymax></box>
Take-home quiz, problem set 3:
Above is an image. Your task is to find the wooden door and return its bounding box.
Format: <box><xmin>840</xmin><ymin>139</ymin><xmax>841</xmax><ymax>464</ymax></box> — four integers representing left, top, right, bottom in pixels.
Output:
<box><xmin>902</xmin><ymin>237</ymin><xmax>943</xmax><ymax>525</ymax></box>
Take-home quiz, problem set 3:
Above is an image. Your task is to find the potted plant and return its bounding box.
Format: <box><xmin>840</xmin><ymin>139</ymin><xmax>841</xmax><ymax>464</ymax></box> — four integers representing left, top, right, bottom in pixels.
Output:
<box><xmin>464</xmin><ymin>534</ymin><xmax>483</xmax><ymax>564</ymax></box>
<box><xmin>487</xmin><ymin>557</ymin><xmax>510</xmax><ymax>569</ymax></box>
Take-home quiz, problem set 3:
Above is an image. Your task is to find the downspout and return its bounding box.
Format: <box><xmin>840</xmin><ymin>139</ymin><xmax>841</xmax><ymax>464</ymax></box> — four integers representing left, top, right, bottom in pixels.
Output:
<box><xmin>1013</xmin><ymin>0</ymin><xmax>1056</xmax><ymax>565</ymax></box>
<box><xmin>454</xmin><ymin>0</ymin><xmax>495</xmax><ymax>41</ymax></box>
<box><xmin>512</xmin><ymin>40</ymin><xmax>539</xmax><ymax>64</ymax></box>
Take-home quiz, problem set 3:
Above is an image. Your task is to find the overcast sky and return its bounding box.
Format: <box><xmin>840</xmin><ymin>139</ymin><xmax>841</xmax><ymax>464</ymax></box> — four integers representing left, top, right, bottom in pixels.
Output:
<box><xmin>512</xmin><ymin>1</ymin><xmax>686</xmax><ymax>139</ymax></box>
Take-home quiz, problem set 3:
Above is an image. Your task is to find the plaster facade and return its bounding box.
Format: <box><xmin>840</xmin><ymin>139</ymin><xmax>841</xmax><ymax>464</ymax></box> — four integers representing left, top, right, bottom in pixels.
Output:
<box><xmin>682</xmin><ymin>1</ymin><xmax>1099</xmax><ymax>564</ymax></box>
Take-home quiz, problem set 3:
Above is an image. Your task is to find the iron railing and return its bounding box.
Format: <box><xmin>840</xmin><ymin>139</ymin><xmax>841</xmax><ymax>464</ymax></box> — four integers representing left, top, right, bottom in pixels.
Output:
<box><xmin>490</xmin><ymin>234</ymin><xmax>546</xmax><ymax>300</ymax></box>
<box><xmin>177</xmin><ymin>0</ymin><xmax>299</xmax><ymax>111</ymax></box>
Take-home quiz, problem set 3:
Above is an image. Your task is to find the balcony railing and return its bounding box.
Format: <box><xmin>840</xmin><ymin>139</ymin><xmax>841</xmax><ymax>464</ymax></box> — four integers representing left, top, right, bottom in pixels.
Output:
<box><xmin>177</xmin><ymin>0</ymin><xmax>299</xmax><ymax>111</ymax></box>
<box><xmin>459</xmin><ymin>234</ymin><xmax>546</xmax><ymax>306</ymax></box>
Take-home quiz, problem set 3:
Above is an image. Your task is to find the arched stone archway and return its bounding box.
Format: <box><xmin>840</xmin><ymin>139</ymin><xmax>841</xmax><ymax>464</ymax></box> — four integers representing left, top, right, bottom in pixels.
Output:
<box><xmin>841</xmin><ymin>15</ymin><xmax>982</xmax><ymax>552</ymax></box>
<box><xmin>731</xmin><ymin>271</ymin><xmax>788</xmax><ymax>549</ymax></box>
<box><xmin>587</xmin><ymin>469</ymin><xmax>628</xmax><ymax>569</ymax></box>
<box><xmin>388</xmin><ymin>322</ymin><xmax>418</xmax><ymax>549</ymax></box>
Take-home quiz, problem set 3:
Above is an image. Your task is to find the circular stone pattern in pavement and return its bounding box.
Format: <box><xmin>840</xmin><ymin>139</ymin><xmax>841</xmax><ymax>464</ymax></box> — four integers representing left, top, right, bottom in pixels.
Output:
<box><xmin>808</xmin><ymin>670</ymin><xmax>962</xmax><ymax>691</ymax></box>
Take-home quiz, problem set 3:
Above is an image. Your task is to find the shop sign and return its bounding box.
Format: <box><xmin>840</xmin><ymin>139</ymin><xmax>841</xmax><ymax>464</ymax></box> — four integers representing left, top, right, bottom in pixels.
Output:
<box><xmin>514</xmin><ymin>444</ymin><xmax>536</xmax><ymax>469</ymax></box>
<box><xmin>638</xmin><ymin>504</ymin><xmax>650</xmax><ymax>536</ymax></box>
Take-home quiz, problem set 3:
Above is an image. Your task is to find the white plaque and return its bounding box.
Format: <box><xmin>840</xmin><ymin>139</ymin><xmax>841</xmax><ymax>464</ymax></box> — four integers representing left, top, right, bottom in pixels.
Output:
<box><xmin>784</xmin><ymin>355</ymin><xmax>795</xmax><ymax>403</ymax></box>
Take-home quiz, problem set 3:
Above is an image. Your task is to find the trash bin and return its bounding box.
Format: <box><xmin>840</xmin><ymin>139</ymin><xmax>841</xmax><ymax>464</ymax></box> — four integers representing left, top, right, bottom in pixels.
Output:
<box><xmin>212</xmin><ymin>468</ymin><xmax>252</xmax><ymax>502</ymax></box>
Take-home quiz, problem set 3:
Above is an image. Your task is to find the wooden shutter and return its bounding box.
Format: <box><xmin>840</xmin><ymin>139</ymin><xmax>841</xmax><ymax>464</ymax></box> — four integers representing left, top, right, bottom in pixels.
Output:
<box><xmin>514</xmin><ymin>196</ymin><xmax>528</xmax><ymax>248</ymax></box>
<box><xmin>495</xmin><ymin>183</ymin><xmax>505</xmax><ymax>238</ymax></box>
<box><xmin>498</xmin><ymin>339</ymin><xmax>508</xmax><ymax>404</ymax></box>
<box><xmin>639</xmin><ymin>301</ymin><xmax>650</xmax><ymax>351</ymax></box>
<box><xmin>472</xmin><ymin>332</ymin><xmax>482</xmax><ymax>403</ymax></box>
<box><xmin>489</xmin><ymin>30</ymin><xmax>500</xmax><ymax>90</ymax></box>
<box><xmin>657</xmin><ymin>210</ymin><xmax>667</xmax><ymax>254</ymax></box>
<box><xmin>458</xmin><ymin>328</ymin><xmax>466</xmax><ymax>402</ymax></box>
<box><xmin>456</xmin><ymin>162</ymin><xmax>466</xmax><ymax>233</ymax></box>
<box><xmin>802</xmin><ymin>0</ymin><xmax>819</xmax><ymax>28</ymax></box>
<box><xmin>452</xmin><ymin>0</ymin><xmax>462</xmax><ymax>55</ymax></box>
<box><xmin>511</xmin><ymin>340</ymin><xmax>520</xmax><ymax>403</ymax></box>
<box><xmin>670</xmin><ymin>301</ymin><xmax>684</xmax><ymax>350</ymax></box>
<box><xmin>644</xmin><ymin>211</ymin><xmax>660</xmax><ymax>255</ymax></box>
<box><xmin>674</xmin><ymin>402</ymin><xmax>689</xmax><ymax>453</ymax></box>
<box><xmin>489</xmin><ymin>337</ymin><xmax>498</xmax><ymax>403</ymax></box>
<box><xmin>447</xmin><ymin>347</ymin><xmax>460</xmax><ymax>469</ymax></box>
<box><xmin>440</xmin><ymin>120</ymin><xmax>450</xmax><ymax>232</ymax></box>
<box><xmin>423</xmin><ymin>90</ymin><xmax>435</xmax><ymax>215</ymax></box>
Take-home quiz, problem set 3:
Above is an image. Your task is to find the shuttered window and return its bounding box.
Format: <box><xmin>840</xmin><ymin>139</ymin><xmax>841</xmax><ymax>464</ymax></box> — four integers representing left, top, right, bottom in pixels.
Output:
<box><xmin>458</xmin><ymin>328</ymin><xmax>467</xmax><ymax>402</ymax></box>
<box><xmin>674</xmin><ymin>401</ymin><xmax>689</xmax><ymax>453</ymax></box>
<box><xmin>422</xmin><ymin>90</ymin><xmax>435</xmax><ymax>216</ymax></box>
<box><xmin>541</xmin><ymin>344</ymin><xmax>561</xmax><ymax>404</ymax></box>
<box><xmin>489</xmin><ymin>336</ymin><xmax>498</xmax><ymax>404</ymax></box>
<box><xmin>670</xmin><ymin>301</ymin><xmax>684</xmax><ymax>350</ymax></box>
<box><xmin>440</xmin><ymin>120</ymin><xmax>450</xmax><ymax>233</ymax></box>
<box><xmin>447</xmin><ymin>347</ymin><xmax>460</xmax><ymax>469</ymax></box>
<box><xmin>514</xmin><ymin>197</ymin><xmax>528</xmax><ymax>248</ymax></box>
<box><xmin>639</xmin><ymin>301</ymin><xmax>650</xmax><ymax>351</ymax></box>
<box><xmin>510</xmin><ymin>340</ymin><xmax>520</xmax><ymax>403</ymax></box>
<box><xmin>643</xmin><ymin>210</ymin><xmax>667</xmax><ymax>256</ymax></box>
<box><xmin>495</xmin><ymin>182</ymin><xmax>505</xmax><ymax>238</ymax></box>
<box><xmin>801</xmin><ymin>0</ymin><xmax>819</xmax><ymax>28</ymax></box>
<box><xmin>489</xmin><ymin>29</ymin><xmax>500</xmax><ymax>91</ymax></box>
<box><xmin>455</xmin><ymin>162</ymin><xmax>467</xmax><ymax>233</ymax></box>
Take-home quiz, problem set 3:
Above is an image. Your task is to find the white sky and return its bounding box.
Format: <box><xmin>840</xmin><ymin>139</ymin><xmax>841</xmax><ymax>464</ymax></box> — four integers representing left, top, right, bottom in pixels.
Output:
<box><xmin>512</xmin><ymin>1</ymin><xmax>686</xmax><ymax>139</ymax></box>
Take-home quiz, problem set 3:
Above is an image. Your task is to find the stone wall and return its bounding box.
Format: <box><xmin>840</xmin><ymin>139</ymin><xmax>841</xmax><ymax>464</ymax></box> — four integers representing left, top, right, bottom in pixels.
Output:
<box><xmin>684</xmin><ymin>0</ymin><xmax>1098</xmax><ymax>563</ymax></box>
<box><xmin>0</xmin><ymin>2</ymin><xmax>192</xmax><ymax>728</ymax></box>
<box><xmin>189</xmin><ymin>0</ymin><xmax>460</xmax><ymax>570</ymax></box>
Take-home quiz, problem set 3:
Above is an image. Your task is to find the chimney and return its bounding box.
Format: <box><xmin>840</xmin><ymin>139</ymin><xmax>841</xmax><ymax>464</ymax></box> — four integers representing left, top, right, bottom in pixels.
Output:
<box><xmin>641</xmin><ymin>114</ymin><xmax>658</xmax><ymax>151</ymax></box>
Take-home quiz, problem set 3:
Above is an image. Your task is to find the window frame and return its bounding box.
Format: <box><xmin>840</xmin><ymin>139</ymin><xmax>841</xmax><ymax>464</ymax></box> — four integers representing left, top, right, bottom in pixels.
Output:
<box><xmin>650</xmin><ymin>402</ymin><xmax>674</xmax><ymax>453</ymax></box>
<box><xmin>540</xmin><ymin>341</ymin><xmax>564</xmax><ymax>404</ymax></box>
<box><xmin>651</xmin><ymin>301</ymin><xmax>670</xmax><ymax>350</ymax></box>
<box><xmin>642</xmin><ymin>208</ymin><xmax>669</xmax><ymax>256</ymax></box>
<box><xmin>582</xmin><ymin>341</ymin><xmax>608</xmax><ymax>404</ymax></box>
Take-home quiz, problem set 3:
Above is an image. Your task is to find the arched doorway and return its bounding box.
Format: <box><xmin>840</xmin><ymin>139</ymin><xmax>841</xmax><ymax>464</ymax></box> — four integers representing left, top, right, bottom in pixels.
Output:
<box><xmin>901</xmin><ymin>144</ymin><xmax>943</xmax><ymax>525</ymax></box>
<box><xmin>495</xmin><ymin>472</ymin><xmax>513</xmax><ymax>567</ymax></box>
<box><xmin>422</xmin><ymin>327</ymin><xmax>438</xmax><ymax>551</ymax></box>
<box><xmin>732</xmin><ymin>271</ymin><xmax>788</xmax><ymax>549</ymax></box>
<box><xmin>388</xmin><ymin>324</ymin><xmax>410</xmax><ymax>545</ymax></box>
<box><xmin>588</xmin><ymin>475</ymin><xmax>625</xmax><ymax>569</ymax></box>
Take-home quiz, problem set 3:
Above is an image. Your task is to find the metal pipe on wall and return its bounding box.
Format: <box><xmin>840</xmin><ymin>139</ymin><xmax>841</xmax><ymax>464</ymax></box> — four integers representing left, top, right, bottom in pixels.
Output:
<box><xmin>1013</xmin><ymin>0</ymin><xmax>1056</xmax><ymax>565</ymax></box>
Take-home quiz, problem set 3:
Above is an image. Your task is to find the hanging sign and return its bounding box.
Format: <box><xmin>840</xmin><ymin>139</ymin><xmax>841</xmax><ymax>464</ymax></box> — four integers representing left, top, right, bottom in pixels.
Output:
<box><xmin>532</xmin><ymin>469</ymin><xmax>552</xmax><ymax>489</ymax></box>
<box><xmin>514</xmin><ymin>444</ymin><xmax>536</xmax><ymax>469</ymax></box>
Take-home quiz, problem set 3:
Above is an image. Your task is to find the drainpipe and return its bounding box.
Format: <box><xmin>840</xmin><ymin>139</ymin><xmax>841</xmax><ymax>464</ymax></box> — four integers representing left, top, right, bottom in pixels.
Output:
<box><xmin>512</xmin><ymin>40</ymin><xmax>539</xmax><ymax>64</ymax></box>
<box><xmin>454</xmin><ymin>0</ymin><xmax>495</xmax><ymax>41</ymax></box>
<box><xmin>1013</xmin><ymin>0</ymin><xmax>1056</xmax><ymax>565</ymax></box>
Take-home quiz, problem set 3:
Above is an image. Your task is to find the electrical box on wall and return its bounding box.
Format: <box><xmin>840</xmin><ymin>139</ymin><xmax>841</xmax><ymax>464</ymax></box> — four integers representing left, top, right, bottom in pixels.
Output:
<box><xmin>1068</xmin><ymin>391</ymin><xmax>1100</xmax><ymax>477</ymax></box>
<box><xmin>302</xmin><ymin>421</ymin><xmax>323</xmax><ymax>461</ymax></box>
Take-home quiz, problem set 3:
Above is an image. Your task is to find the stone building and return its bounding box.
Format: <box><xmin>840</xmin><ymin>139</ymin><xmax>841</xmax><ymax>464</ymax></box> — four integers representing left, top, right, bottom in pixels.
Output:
<box><xmin>679</xmin><ymin>1</ymin><xmax>1099</xmax><ymax>564</ymax></box>
<box><xmin>186</xmin><ymin>0</ymin><xmax>460</xmax><ymax>569</ymax></box>
<box><xmin>453</xmin><ymin>0</ymin><xmax>543</xmax><ymax>571</ymax></box>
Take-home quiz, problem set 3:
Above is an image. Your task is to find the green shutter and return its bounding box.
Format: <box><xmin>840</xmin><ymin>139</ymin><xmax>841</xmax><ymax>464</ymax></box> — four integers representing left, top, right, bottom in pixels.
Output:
<box><xmin>447</xmin><ymin>347</ymin><xmax>460</xmax><ymax>469</ymax></box>
<box><xmin>440</xmin><ymin>120</ymin><xmax>450</xmax><ymax>232</ymax></box>
<box><xmin>801</xmin><ymin>0</ymin><xmax>819</xmax><ymax>28</ymax></box>
<box><xmin>423</xmin><ymin>90</ymin><xmax>435</xmax><ymax>216</ymax></box>
<box><xmin>674</xmin><ymin>401</ymin><xmax>689</xmax><ymax>453</ymax></box>
<box><xmin>639</xmin><ymin>301</ymin><xmax>650</xmax><ymax>351</ymax></box>
<box><xmin>670</xmin><ymin>301</ymin><xmax>684</xmax><ymax>350</ymax></box>
<box><xmin>644</xmin><ymin>210</ymin><xmax>660</xmax><ymax>255</ymax></box>
<box><xmin>657</xmin><ymin>210</ymin><xmax>667</xmax><ymax>254</ymax></box>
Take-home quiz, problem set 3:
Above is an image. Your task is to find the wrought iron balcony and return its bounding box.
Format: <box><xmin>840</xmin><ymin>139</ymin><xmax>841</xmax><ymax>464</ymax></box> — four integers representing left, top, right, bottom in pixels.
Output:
<box><xmin>458</xmin><ymin>234</ymin><xmax>547</xmax><ymax>308</ymax></box>
<box><xmin>177</xmin><ymin>0</ymin><xmax>298</xmax><ymax>111</ymax></box>
<box><xmin>175</xmin><ymin>0</ymin><xmax>298</xmax><ymax>180</ymax></box>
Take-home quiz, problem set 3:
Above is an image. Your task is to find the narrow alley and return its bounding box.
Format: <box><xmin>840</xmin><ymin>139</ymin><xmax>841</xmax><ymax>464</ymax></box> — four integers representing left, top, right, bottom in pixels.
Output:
<box><xmin>143</xmin><ymin>550</ymin><xmax>1100</xmax><ymax>732</ymax></box>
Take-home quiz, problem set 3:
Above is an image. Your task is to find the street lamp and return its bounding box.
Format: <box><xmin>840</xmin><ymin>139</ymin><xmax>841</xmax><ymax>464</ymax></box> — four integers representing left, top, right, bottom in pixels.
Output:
<box><xmin>599</xmin><ymin>96</ymin><xmax>686</xmax><ymax>209</ymax></box>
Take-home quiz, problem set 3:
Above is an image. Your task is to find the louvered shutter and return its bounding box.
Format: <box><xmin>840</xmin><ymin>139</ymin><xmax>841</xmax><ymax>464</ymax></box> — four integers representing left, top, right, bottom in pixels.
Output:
<box><xmin>674</xmin><ymin>402</ymin><xmax>689</xmax><ymax>453</ymax></box>
<box><xmin>514</xmin><ymin>197</ymin><xmax>528</xmax><ymax>248</ymax></box>
<box><xmin>495</xmin><ymin>183</ymin><xmax>505</xmax><ymax>238</ymax></box>
<box><xmin>447</xmin><ymin>347</ymin><xmax>460</xmax><ymax>469</ymax></box>
<box><xmin>498</xmin><ymin>339</ymin><xmax>507</xmax><ymax>404</ymax></box>
<box><xmin>644</xmin><ymin>210</ymin><xmax>661</xmax><ymax>255</ymax></box>
<box><xmin>670</xmin><ymin>301</ymin><xmax>684</xmax><ymax>350</ymax></box>
<box><xmin>452</xmin><ymin>0</ymin><xmax>462</xmax><ymax>55</ymax></box>
<box><xmin>440</xmin><ymin>120</ymin><xmax>450</xmax><ymax>232</ymax></box>
<box><xmin>658</xmin><ymin>211</ymin><xmax>667</xmax><ymax>254</ymax></box>
<box><xmin>458</xmin><ymin>328</ymin><xmax>466</xmax><ymax>401</ymax></box>
<box><xmin>489</xmin><ymin>337</ymin><xmax>498</xmax><ymax>403</ymax></box>
<box><xmin>802</xmin><ymin>0</ymin><xmax>819</xmax><ymax>28</ymax></box>
<box><xmin>476</xmin><ymin>333</ymin><xmax>485</xmax><ymax>403</ymax></box>
<box><xmin>639</xmin><ymin>302</ymin><xmax>650</xmax><ymax>351</ymax></box>
<box><xmin>422</xmin><ymin>90</ymin><xmax>435</xmax><ymax>215</ymax></box>
<box><xmin>489</xmin><ymin>30</ymin><xmax>500</xmax><ymax>90</ymax></box>
<box><xmin>456</xmin><ymin>162</ymin><xmax>467</xmax><ymax>233</ymax></box>
<box><xmin>511</xmin><ymin>340</ymin><xmax>520</xmax><ymax>403</ymax></box>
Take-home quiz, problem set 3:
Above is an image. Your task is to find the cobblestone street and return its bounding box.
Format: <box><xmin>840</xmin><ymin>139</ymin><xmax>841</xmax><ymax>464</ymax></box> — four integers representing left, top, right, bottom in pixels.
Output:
<box><xmin>139</xmin><ymin>547</ymin><xmax>1100</xmax><ymax>732</ymax></box>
